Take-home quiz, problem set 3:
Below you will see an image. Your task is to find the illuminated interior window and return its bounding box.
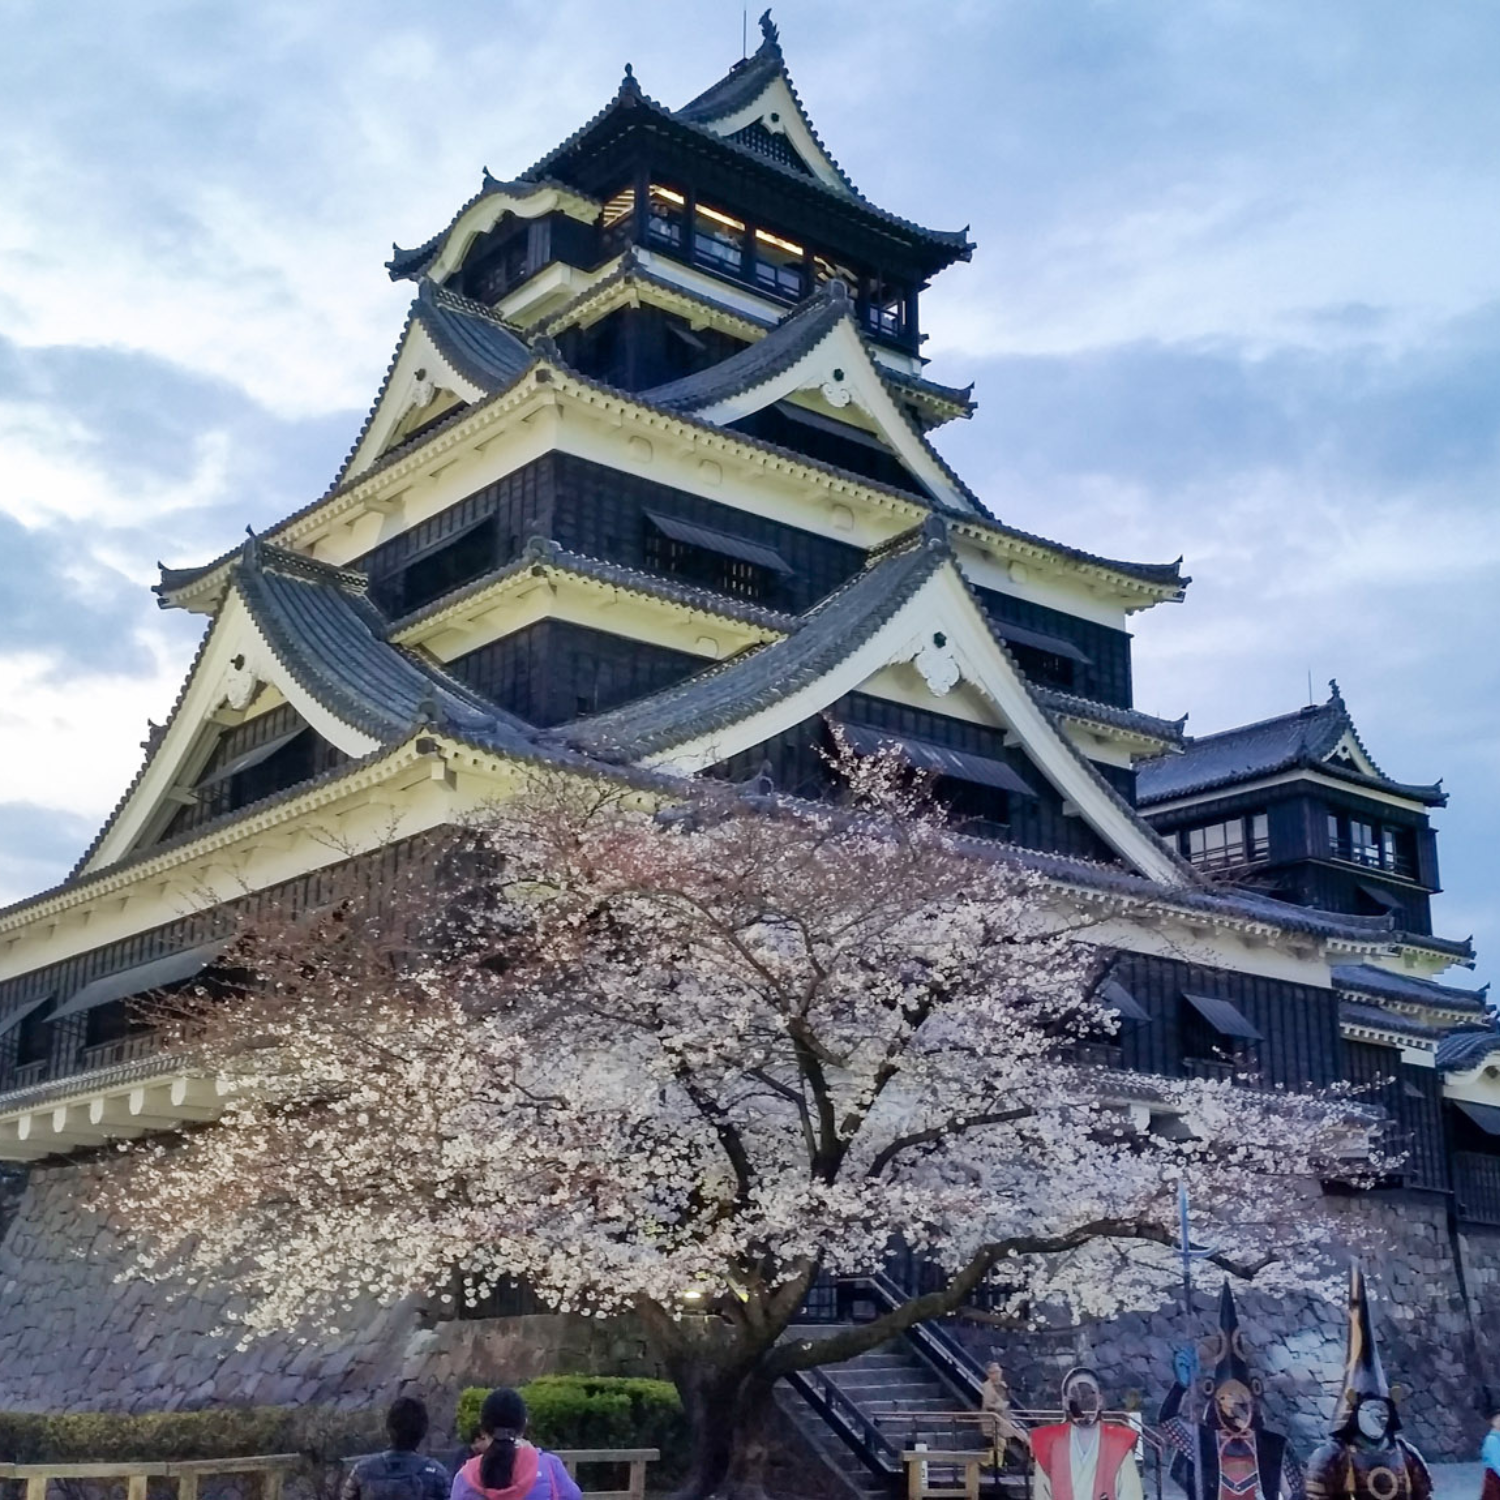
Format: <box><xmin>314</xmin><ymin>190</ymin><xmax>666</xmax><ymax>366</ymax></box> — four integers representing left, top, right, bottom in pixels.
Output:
<box><xmin>694</xmin><ymin>201</ymin><xmax>746</xmax><ymax>274</ymax></box>
<box><xmin>647</xmin><ymin>185</ymin><xmax>687</xmax><ymax>249</ymax></box>
<box><xmin>754</xmin><ymin>228</ymin><xmax>805</xmax><ymax>298</ymax></box>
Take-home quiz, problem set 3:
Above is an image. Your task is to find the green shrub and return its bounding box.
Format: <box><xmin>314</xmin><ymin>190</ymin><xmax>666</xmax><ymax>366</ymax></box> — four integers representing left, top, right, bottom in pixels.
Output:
<box><xmin>457</xmin><ymin>1377</ymin><xmax>688</xmax><ymax>1480</ymax></box>
<box><xmin>0</xmin><ymin>1405</ymin><xmax>381</xmax><ymax>1466</ymax></box>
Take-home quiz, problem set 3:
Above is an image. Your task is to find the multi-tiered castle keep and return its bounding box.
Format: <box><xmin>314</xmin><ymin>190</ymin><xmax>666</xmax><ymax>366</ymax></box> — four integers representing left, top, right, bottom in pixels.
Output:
<box><xmin>1</xmin><ymin>13</ymin><xmax>1497</xmax><ymax>1460</ymax></box>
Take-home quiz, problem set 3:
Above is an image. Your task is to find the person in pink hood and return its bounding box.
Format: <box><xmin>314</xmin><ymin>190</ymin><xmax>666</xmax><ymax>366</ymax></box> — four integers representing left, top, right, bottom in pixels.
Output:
<box><xmin>452</xmin><ymin>1389</ymin><xmax>582</xmax><ymax>1500</ymax></box>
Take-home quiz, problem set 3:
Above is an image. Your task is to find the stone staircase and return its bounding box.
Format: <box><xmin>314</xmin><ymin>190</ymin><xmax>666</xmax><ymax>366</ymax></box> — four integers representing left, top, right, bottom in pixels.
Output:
<box><xmin>776</xmin><ymin>1330</ymin><xmax>982</xmax><ymax>1500</ymax></box>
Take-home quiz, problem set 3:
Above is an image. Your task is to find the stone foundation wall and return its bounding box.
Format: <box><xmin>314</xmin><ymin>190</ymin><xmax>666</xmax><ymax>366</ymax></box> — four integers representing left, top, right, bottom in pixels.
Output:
<box><xmin>0</xmin><ymin>1166</ymin><xmax>27</xmax><ymax>1245</ymax></box>
<box><xmin>3</xmin><ymin>1162</ymin><xmax>1498</xmax><ymax>1468</ymax></box>
<box><xmin>0</xmin><ymin>1158</ymin><xmax>659</xmax><ymax>1424</ymax></box>
<box><xmin>951</xmin><ymin>1193</ymin><xmax>1491</xmax><ymax>1463</ymax></box>
<box><xmin>1457</xmin><ymin>1221</ymin><xmax>1500</xmax><ymax>1403</ymax></box>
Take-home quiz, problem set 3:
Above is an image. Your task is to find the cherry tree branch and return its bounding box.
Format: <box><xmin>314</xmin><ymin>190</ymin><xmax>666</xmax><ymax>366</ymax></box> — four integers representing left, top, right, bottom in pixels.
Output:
<box><xmin>867</xmin><ymin>1108</ymin><xmax>1035</xmax><ymax>1179</ymax></box>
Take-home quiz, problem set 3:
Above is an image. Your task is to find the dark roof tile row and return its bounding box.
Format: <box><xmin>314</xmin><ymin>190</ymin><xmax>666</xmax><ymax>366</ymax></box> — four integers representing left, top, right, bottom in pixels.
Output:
<box><xmin>556</xmin><ymin>520</ymin><xmax>948</xmax><ymax>762</ymax></box>
<box><xmin>1332</xmin><ymin>962</ymin><xmax>1490</xmax><ymax>1014</ymax></box>
<box><xmin>1136</xmin><ymin>683</ymin><xmax>1445</xmax><ymax>807</ymax></box>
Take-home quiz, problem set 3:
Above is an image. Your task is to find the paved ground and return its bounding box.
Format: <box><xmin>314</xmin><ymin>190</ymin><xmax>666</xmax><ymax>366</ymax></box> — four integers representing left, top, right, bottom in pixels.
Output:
<box><xmin>1432</xmin><ymin>1462</ymin><xmax>1485</xmax><ymax>1500</ymax></box>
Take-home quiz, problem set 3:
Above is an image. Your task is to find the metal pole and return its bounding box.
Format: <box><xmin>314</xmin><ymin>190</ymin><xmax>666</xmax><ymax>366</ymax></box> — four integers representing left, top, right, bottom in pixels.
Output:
<box><xmin>1179</xmin><ymin>1183</ymin><xmax>1193</xmax><ymax>1322</ymax></box>
<box><xmin>1179</xmin><ymin>1184</ymin><xmax>1206</xmax><ymax>1500</ymax></box>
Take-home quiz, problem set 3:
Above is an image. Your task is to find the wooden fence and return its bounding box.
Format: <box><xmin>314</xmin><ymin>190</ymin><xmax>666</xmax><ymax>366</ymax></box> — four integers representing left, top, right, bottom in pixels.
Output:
<box><xmin>0</xmin><ymin>1453</ymin><xmax>300</xmax><ymax>1500</ymax></box>
<box><xmin>0</xmin><ymin>1449</ymin><xmax>658</xmax><ymax>1500</ymax></box>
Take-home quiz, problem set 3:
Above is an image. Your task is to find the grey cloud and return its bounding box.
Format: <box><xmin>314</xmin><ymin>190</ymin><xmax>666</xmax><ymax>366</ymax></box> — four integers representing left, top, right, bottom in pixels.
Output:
<box><xmin>0</xmin><ymin>334</ymin><xmax>355</xmax><ymax>673</ymax></box>
<box><xmin>942</xmin><ymin>304</ymin><xmax>1500</xmax><ymax>496</ymax></box>
<box><xmin>0</xmin><ymin>803</ymin><xmax>95</xmax><ymax>907</ymax></box>
<box><xmin>0</xmin><ymin>513</ymin><xmax>154</xmax><ymax>673</ymax></box>
<box><xmin>0</xmin><ymin>336</ymin><xmax>351</xmax><ymax>511</ymax></box>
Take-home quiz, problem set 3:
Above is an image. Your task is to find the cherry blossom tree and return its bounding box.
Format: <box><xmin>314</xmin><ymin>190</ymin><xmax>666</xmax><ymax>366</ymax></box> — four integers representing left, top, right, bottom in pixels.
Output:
<box><xmin>105</xmin><ymin>747</ymin><xmax>1383</xmax><ymax>1500</ymax></box>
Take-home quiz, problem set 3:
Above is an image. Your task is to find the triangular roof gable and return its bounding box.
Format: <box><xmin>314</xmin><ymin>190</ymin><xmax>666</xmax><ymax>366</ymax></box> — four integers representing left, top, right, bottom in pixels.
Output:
<box><xmin>1319</xmin><ymin>707</ymin><xmax>1389</xmax><ymax>782</ymax></box>
<box><xmin>642</xmin><ymin>282</ymin><xmax>978</xmax><ymax>515</ymax></box>
<box><xmin>82</xmin><ymin>542</ymin><xmax>520</xmax><ymax>875</ymax></box>
<box><xmin>675</xmin><ymin>13</ymin><xmax>852</xmax><ymax>197</ymax></box>
<box><xmin>82</xmin><ymin>575</ymin><xmax>384</xmax><ymax>876</ymax></box>
<box><xmin>339</xmin><ymin>283</ymin><xmax>534</xmax><ymax>488</ymax></box>
<box><xmin>563</xmin><ymin>525</ymin><xmax>1188</xmax><ymax>886</ymax></box>
<box><xmin>387</xmin><ymin>177</ymin><xmax>602</xmax><ymax>286</ymax></box>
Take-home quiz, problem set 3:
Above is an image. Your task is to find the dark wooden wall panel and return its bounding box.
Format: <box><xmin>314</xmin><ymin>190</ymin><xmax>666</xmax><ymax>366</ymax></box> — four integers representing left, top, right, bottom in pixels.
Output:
<box><xmin>160</xmin><ymin>704</ymin><xmax>348</xmax><ymax>844</ymax></box>
<box><xmin>971</xmin><ymin>585</ymin><xmax>1134</xmax><ymax>709</ymax></box>
<box><xmin>0</xmin><ymin>835</ymin><xmax>448</xmax><ymax>1095</ymax></box>
<box><xmin>1111</xmin><ymin>951</ymin><xmax>1342</xmax><ymax>1089</ymax></box>
<box><xmin>356</xmin><ymin>453</ymin><xmax>865</xmax><ymax>620</ymax></box>
<box><xmin>548</xmin><ymin>454</ymin><xmax>864</xmax><ymax>613</ymax></box>
<box><xmin>709</xmin><ymin>694</ymin><xmax>1119</xmax><ymax>864</ymax></box>
<box><xmin>448</xmin><ymin>619</ymin><xmax>705</xmax><ymax>727</ymax></box>
<box><xmin>363</xmin><ymin>458</ymin><xmax>558</xmax><ymax>613</ymax></box>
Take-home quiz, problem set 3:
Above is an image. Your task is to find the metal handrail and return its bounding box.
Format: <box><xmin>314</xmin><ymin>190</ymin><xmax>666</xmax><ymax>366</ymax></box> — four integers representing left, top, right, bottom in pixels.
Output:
<box><xmin>863</xmin><ymin>1271</ymin><xmax>989</xmax><ymax>1401</ymax></box>
<box><xmin>786</xmin><ymin>1364</ymin><xmax>902</xmax><ymax>1476</ymax></box>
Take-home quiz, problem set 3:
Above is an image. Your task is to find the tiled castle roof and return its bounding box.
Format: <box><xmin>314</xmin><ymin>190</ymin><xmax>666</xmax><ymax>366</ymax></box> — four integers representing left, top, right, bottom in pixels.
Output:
<box><xmin>1136</xmin><ymin>683</ymin><xmax>1445</xmax><ymax>807</ymax></box>
<box><xmin>559</xmin><ymin>520</ymin><xmax>949</xmax><ymax>762</ymax></box>
<box><xmin>233</xmin><ymin>538</ymin><xmax>530</xmax><ymax>747</ymax></box>
<box><xmin>515</xmin><ymin>59</ymin><xmax>971</xmax><ymax>265</ymax></box>
<box><xmin>387</xmin><ymin>177</ymin><xmax>601</xmax><ymax>283</ymax></box>
<box><xmin>1436</xmin><ymin>1028</ymin><xmax>1500</xmax><ymax>1072</ymax></box>
<box><xmin>1332</xmin><ymin>962</ymin><xmax>1489</xmax><ymax>1016</ymax></box>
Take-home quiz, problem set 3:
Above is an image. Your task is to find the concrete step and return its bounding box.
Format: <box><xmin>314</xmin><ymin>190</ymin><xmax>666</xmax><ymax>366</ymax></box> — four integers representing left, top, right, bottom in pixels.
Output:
<box><xmin>831</xmin><ymin>1375</ymin><xmax>950</xmax><ymax>1396</ymax></box>
<box><xmin>775</xmin><ymin>1385</ymin><xmax>893</xmax><ymax>1500</ymax></box>
<box><xmin>773</xmin><ymin>1327</ymin><xmax>981</xmax><ymax>1500</ymax></box>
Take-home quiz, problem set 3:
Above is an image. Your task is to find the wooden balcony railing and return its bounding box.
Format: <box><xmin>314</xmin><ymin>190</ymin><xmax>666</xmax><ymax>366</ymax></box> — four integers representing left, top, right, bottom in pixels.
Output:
<box><xmin>8</xmin><ymin>1060</ymin><xmax>47</xmax><ymax>1090</ymax></box>
<box><xmin>79</xmin><ymin>1030</ymin><xmax>161</xmax><ymax>1072</ymax></box>
<box><xmin>1184</xmin><ymin>1056</ymin><xmax>1241</xmax><ymax>1084</ymax></box>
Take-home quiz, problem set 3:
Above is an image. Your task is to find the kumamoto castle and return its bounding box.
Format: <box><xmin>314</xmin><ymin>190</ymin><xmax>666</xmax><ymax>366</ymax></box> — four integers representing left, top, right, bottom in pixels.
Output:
<box><xmin>1</xmin><ymin>13</ymin><xmax>1497</xmax><ymax>1471</ymax></box>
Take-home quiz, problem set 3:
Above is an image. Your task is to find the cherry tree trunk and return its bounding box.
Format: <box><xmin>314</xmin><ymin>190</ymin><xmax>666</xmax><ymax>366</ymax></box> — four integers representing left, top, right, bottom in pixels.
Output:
<box><xmin>669</xmin><ymin>1360</ymin><xmax>781</xmax><ymax>1500</ymax></box>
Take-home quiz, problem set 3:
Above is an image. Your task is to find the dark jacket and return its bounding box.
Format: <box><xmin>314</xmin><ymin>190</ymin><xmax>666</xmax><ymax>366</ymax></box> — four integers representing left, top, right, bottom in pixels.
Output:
<box><xmin>343</xmin><ymin>1449</ymin><xmax>451</xmax><ymax>1500</ymax></box>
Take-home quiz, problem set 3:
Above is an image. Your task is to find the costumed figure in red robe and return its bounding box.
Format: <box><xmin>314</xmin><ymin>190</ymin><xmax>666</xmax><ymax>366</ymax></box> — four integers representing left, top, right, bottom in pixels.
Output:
<box><xmin>1031</xmin><ymin>1366</ymin><xmax>1143</xmax><ymax>1500</ymax></box>
<box><xmin>1304</xmin><ymin>1265</ymin><xmax>1431</xmax><ymax>1500</ymax></box>
<box><xmin>1159</xmin><ymin>1283</ymin><xmax>1300</xmax><ymax>1500</ymax></box>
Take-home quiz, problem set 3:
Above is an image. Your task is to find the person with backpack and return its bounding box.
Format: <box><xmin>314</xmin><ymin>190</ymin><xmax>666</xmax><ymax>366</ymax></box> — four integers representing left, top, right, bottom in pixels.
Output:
<box><xmin>343</xmin><ymin>1397</ymin><xmax>450</xmax><ymax>1500</ymax></box>
<box><xmin>452</xmin><ymin>1389</ymin><xmax>582</xmax><ymax>1500</ymax></box>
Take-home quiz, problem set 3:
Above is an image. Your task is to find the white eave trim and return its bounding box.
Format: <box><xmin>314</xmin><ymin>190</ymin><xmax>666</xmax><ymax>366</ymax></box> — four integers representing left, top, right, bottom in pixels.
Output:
<box><xmin>426</xmin><ymin>184</ymin><xmax>602</xmax><ymax>287</ymax></box>
<box><xmin>0</xmin><ymin>1063</ymin><xmax>232</xmax><ymax>1162</ymax></box>
<box><xmin>343</xmin><ymin>319</ymin><xmax>491</xmax><ymax>485</ymax></box>
<box><xmin>682</xmin><ymin>314</ymin><xmax>972</xmax><ymax>514</ymax></box>
<box><xmin>647</xmin><ymin>559</ymin><xmax>1187</xmax><ymax>886</ymax></box>
<box><xmin>1140</xmin><ymin>767</ymin><xmax>1435</xmax><ymax>817</ymax></box>
<box><xmin>82</xmin><ymin>586</ymin><xmax>383</xmax><ymax>875</ymax></box>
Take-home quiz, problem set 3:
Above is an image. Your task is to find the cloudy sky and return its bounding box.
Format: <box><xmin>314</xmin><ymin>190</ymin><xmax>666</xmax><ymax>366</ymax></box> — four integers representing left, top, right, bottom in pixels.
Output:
<box><xmin>2</xmin><ymin>0</ymin><xmax>1496</xmax><ymax>989</ymax></box>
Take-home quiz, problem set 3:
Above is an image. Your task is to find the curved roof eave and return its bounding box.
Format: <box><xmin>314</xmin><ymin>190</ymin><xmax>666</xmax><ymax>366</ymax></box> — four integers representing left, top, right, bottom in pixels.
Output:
<box><xmin>518</xmin><ymin>71</ymin><xmax>972</xmax><ymax>264</ymax></box>
<box><xmin>387</xmin><ymin>175</ymin><xmax>602</xmax><ymax>284</ymax></box>
<box><xmin>1136</xmin><ymin>688</ymin><xmax>1444</xmax><ymax>807</ymax></box>
<box><xmin>158</xmin><ymin>349</ymin><xmax>1187</xmax><ymax>619</ymax></box>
